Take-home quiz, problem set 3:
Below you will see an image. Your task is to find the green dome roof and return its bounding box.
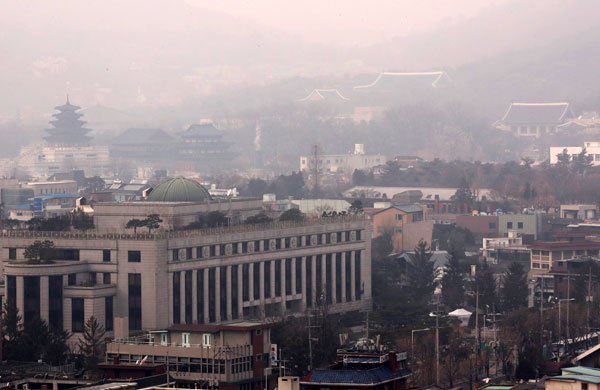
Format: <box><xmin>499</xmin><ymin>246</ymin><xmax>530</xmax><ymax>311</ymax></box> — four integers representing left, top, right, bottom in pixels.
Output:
<box><xmin>147</xmin><ymin>177</ymin><xmax>212</xmax><ymax>202</ymax></box>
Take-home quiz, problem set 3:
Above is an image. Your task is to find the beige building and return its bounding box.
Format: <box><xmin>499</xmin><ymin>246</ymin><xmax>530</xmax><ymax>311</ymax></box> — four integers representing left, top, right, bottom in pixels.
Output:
<box><xmin>0</xmin><ymin>178</ymin><xmax>372</xmax><ymax>345</ymax></box>
<box><xmin>22</xmin><ymin>180</ymin><xmax>78</xmax><ymax>196</ymax></box>
<box><xmin>546</xmin><ymin>366</ymin><xmax>600</xmax><ymax>390</ymax></box>
<box><xmin>299</xmin><ymin>144</ymin><xmax>386</xmax><ymax>175</ymax></box>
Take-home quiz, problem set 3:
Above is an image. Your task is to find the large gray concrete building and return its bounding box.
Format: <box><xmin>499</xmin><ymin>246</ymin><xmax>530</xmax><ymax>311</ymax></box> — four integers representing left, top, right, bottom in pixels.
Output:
<box><xmin>0</xmin><ymin>178</ymin><xmax>372</xmax><ymax>344</ymax></box>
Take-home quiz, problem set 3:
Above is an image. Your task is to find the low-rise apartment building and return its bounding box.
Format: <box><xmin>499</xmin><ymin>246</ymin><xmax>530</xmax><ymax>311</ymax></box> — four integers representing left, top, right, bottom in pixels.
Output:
<box><xmin>364</xmin><ymin>204</ymin><xmax>433</xmax><ymax>252</ymax></box>
<box><xmin>102</xmin><ymin>321</ymin><xmax>272</xmax><ymax>390</ymax></box>
<box><xmin>529</xmin><ymin>240</ymin><xmax>600</xmax><ymax>273</ymax></box>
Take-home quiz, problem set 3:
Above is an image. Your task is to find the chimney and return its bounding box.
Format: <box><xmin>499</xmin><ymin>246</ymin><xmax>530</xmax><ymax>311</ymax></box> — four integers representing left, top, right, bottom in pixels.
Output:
<box><xmin>387</xmin><ymin>352</ymin><xmax>398</xmax><ymax>372</ymax></box>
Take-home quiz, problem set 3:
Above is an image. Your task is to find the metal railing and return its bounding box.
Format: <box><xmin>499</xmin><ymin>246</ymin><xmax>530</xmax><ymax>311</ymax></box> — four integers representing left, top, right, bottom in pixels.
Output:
<box><xmin>0</xmin><ymin>214</ymin><xmax>366</xmax><ymax>241</ymax></box>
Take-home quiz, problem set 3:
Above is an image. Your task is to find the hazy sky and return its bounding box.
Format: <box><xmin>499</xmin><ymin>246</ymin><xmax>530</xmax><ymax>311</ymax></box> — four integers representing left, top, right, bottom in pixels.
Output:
<box><xmin>188</xmin><ymin>0</ymin><xmax>509</xmax><ymax>46</ymax></box>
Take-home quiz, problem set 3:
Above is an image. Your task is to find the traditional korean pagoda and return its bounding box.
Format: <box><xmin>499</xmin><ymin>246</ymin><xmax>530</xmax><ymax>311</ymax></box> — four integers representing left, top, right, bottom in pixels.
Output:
<box><xmin>177</xmin><ymin>123</ymin><xmax>234</xmax><ymax>160</ymax></box>
<box><xmin>44</xmin><ymin>97</ymin><xmax>92</xmax><ymax>145</ymax></box>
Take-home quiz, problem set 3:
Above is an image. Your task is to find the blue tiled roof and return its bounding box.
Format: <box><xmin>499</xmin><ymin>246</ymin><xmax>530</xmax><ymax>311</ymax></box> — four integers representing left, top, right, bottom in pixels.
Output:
<box><xmin>393</xmin><ymin>204</ymin><xmax>423</xmax><ymax>213</ymax></box>
<box><xmin>562</xmin><ymin>366</ymin><xmax>600</xmax><ymax>376</ymax></box>
<box><xmin>10</xmin><ymin>203</ymin><xmax>31</xmax><ymax>210</ymax></box>
<box><xmin>550</xmin><ymin>375</ymin><xmax>600</xmax><ymax>384</ymax></box>
<box><xmin>36</xmin><ymin>193</ymin><xmax>78</xmax><ymax>198</ymax></box>
<box><xmin>307</xmin><ymin>366</ymin><xmax>410</xmax><ymax>385</ymax></box>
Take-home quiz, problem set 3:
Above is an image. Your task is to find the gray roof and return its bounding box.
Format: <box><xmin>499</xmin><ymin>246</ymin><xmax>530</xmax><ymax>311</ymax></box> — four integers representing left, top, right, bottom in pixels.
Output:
<box><xmin>181</xmin><ymin>123</ymin><xmax>223</xmax><ymax>137</ymax></box>
<box><xmin>393</xmin><ymin>204</ymin><xmax>423</xmax><ymax>213</ymax></box>
<box><xmin>297</xmin><ymin>89</ymin><xmax>349</xmax><ymax>102</ymax></box>
<box><xmin>501</xmin><ymin>103</ymin><xmax>573</xmax><ymax>124</ymax></box>
<box><xmin>113</xmin><ymin>128</ymin><xmax>174</xmax><ymax>145</ymax></box>
<box><xmin>306</xmin><ymin>366</ymin><xmax>411</xmax><ymax>385</ymax></box>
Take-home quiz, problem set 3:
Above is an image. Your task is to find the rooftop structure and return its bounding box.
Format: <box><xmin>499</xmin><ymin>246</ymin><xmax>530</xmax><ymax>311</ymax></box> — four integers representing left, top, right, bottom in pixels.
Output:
<box><xmin>146</xmin><ymin>177</ymin><xmax>213</xmax><ymax>203</ymax></box>
<box><xmin>44</xmin><ymin>98</ymin><xmax>92</xmax><ymax>146</ymax></box>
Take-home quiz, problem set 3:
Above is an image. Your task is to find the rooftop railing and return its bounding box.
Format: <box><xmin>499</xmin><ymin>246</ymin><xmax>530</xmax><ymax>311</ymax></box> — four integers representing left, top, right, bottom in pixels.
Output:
<box><xmin>0</xmin><ymin>214</ymin><xmax>367</xmax><ymax>241</ymax></box>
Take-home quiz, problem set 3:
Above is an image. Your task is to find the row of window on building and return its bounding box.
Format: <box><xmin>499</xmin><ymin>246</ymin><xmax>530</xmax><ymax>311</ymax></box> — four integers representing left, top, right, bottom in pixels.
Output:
<box><xmin>171</xmin><ymin>230</ymin><xmax>362</xmax><ymax>262</ymax></box>
<box><xmin>172</xmin><ymin>252</ymin><xmax>362</xmax><ymax>325</ymax></box>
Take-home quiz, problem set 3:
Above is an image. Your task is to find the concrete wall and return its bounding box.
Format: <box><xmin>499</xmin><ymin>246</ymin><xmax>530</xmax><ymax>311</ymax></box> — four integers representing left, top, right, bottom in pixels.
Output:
<box><xmin>456</xmin><ymin>215</ymin><xmax>499</xmax><ymax>238</ymax></box>
<box><xmin>498</xmin><ymin>214</ymin><xmax>540</xmax><ymax>239</ymax></box>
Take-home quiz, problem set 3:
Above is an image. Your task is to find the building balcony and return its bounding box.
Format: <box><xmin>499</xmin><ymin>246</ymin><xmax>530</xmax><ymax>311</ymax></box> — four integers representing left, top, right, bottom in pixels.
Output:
<box><xmin>64</xmin><ymin>283</ymin><xmax>116</xmax><ymax>298</ymax></box>
<box><xmin>4</xmin><ymin>260</ymin><xmax>88</xmax><ymax>276</ymax></box>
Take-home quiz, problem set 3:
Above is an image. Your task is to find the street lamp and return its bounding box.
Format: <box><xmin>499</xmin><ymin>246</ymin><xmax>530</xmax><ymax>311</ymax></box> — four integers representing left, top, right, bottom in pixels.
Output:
<box><xmin>411</xmin><ymin>328</ymin><xmax>430</xmax><ymax>362</ymax></box>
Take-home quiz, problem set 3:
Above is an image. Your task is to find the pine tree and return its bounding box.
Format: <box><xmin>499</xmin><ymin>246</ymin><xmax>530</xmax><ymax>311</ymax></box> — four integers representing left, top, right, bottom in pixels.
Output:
<box><xmin>406</xmin><ymin>240</ymin><xmax>437</xmax><ymax>305</ymax></box>
<box><xmin>78</xmin><ymin>316</ymin><xmax>107</xmax><ymax>371</ymax></box>
<box><xmin>441</xmin><ymin>248</ymin><xmax>466</xmax><ymax>310</ymax></box>
<box><xmin>144</xmin><ymin>214</ymin><xmax>163</xmax><ymax>233</ymax></box>
<box><xmin>501</xmin><ymin>262</ymin><xmax>528</xmax><ymax>313</ymax></box>
<box><xmin>471</xmin><ymin>262</ymin><xmax>497</xmax><ymax>309</ymax></box>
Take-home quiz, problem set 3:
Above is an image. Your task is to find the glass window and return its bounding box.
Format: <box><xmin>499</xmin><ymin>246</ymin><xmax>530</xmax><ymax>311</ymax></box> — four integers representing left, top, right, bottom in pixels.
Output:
<box><xmin>128</xmin><ymin>250</ymin><xmax>141</xmax><ymax>262</ymax></box>
<box><xmin>507</xmin><ymin>222</ymin><xmax>513</xmax><ymax>229</ymax></box>
<box><xmin>182</xmin><ymin>332</ymin><xmax>190</xmax><ymax>346</ymax></box>
<box><xmin>8</xmin><ymin>248</ymin><xmax>16</xmax><ymax>260</ymax></box>
<box><xmin>105</xmin><ymin>296</ymin><xmax>113</xmax><ymax>331</ymax></box>
<box><xmin>128</xmin><ymin>273</ymin><xmax>142</xmax><ymax>331</ymax></box>
<box><xmin>173</xmin><ymin>273</ymin><xmax>181</xmax><ymax>324</ymax></box>
<box><xmin>103</xmin><ymin>273</ymin><xmax>111</xmax><ymax>284</ymax></box>
<box><xmin>517</xmin><ymin>222</ymin><xmax>524</xmax><ymax>229</ymax></box>
<box><xmin>395</xmin><ymin>214</ymin><xmax>403</xmax><ymax>221</ymax></box>
<box><xmin>68</xmin><ymin>273</ymin><xmax>77</xmax><ymax>286</ymax></box>
<box><xmin>49</xmin><ymin>275</ymin><xmax>63</xmax><ymax>331</ymax></box>
<box><xmin>203</xmin><ymin>333</ymin><xmax>211</xmax><ymax>346</ymax></box>
<box><xmin>72</xmin><ymin>298</ymin><xmax>84</xmax><ymax>332</ymax></box>
<box><xmin>489</xmin><ymin>223</ymin><xmax>496</xmax><ymax>229</ymax></box>
<box><xmin>103</xmin><ymin>250</ymin><xmax>111</xmax><ymax>262</ymax></box>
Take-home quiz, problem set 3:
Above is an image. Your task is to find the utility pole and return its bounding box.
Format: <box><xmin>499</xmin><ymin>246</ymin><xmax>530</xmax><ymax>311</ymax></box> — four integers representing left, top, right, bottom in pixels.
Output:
<box><xmin>435</xmin><ymin>299</ymin><xmax>440</xmax><ymax>386</ymax></box>
<box><xmin>474</xmin><ymin>286</ymin><xmax>480</xmax><ymax>381</ymax></box>
<box><xmin>588</xmin><ymin>267</ymin><xmax>592</xmax><ymax>336</ymax></box>
<box><xmin>567</xmin><ymin>272</ymin><xmax>571</xmax><ymax>341</ymax></box>
<box><xmin>306</xmin><ymin>312</ymin><xmax>320</xmax><ymax>372</ymax></box>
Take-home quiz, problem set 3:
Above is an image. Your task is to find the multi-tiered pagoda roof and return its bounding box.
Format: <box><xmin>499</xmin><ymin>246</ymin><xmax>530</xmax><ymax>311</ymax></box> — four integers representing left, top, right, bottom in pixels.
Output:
<box><xmin>44</xmin><ymin>97</ymin><xmax>92</xmax><ymax>145</ymax></box>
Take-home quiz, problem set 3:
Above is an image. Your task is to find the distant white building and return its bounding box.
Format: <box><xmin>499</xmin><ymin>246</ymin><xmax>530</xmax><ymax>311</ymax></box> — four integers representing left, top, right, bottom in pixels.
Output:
<box><xmin>18</xmin><ymin>144</ymin><xmax>111</xmax><ymax>178</ymax></box>
<box><xmin>291</xmin><ymin>199</ymin><xmax>351</xmax><ymax>216</ymax></box>
<box><xmin>299</xmin><ymin>144</ymin><xmax>386</xmax><ymax>174</ymax></box>
<box><xmin>549</xmin><ymin>141</ymin><xmax>600</xmax><ymax>165</ymax></box>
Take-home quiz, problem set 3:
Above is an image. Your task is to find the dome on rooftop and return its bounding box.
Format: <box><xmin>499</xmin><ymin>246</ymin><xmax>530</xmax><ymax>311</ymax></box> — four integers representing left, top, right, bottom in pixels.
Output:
<box><xmin>146</xmin><ymin>177</ymin><xmax>212</xmax><ymax>202</ymax></box>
